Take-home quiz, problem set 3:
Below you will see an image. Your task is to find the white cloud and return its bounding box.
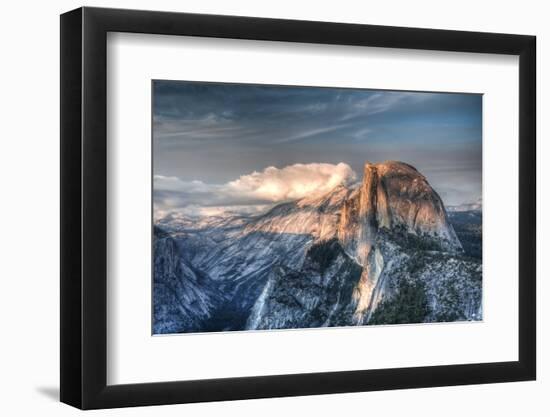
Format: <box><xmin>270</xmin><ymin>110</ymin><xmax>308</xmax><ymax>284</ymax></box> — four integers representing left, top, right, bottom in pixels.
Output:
<box><xmin>154</xmin><ymin>162</ymin><xmax>357</xmax><ymax>218</ymax></box>
<box><xmin>227</xmin><ymin>162</ymin><xmax>356</xmax><ymax>201</ymax></box>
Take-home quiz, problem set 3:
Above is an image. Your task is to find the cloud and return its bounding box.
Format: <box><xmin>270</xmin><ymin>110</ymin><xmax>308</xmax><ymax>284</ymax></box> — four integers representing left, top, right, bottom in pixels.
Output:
<box><xmin>154</xmin><ymin>162</ymin><xmax>357</xmax><ymax>218</ymax></box>
<box><xmin>227</xmin><ymin>162</ymin><xmax>356</xmax><ymax>201</ymax></box>
<box><xmin>339</xmin><ymin>91</ymin><xmax>430</xmax><ymax>122</ymax></box>
<box><xmin>153</xmin><ymin>116</ymin><xmax>251</xmax><ymax>141</ymax></box>
<box><xmin>273</xmin><ymin>124</ymin><xmax>352</xmax><ymax>143</ymax></box>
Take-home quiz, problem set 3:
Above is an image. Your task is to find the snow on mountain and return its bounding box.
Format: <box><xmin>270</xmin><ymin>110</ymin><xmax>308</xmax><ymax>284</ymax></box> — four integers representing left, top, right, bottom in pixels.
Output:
<box><xmin>447</xmin><ymin>198</ymin><xmax>482</xmax><ymax>212</ymax></box>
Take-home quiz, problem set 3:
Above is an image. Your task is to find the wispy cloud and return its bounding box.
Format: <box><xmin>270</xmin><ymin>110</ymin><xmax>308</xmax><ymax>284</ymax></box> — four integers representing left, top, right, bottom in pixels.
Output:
<box><xmin>273</xmin><ymin>123</ymin><xmax>352</xmax><ymax>144</ymax></box>
<box><xmin>339</xmin><ymin>91</ymin><xmax>430</xmax><ymax>122</ymax></box>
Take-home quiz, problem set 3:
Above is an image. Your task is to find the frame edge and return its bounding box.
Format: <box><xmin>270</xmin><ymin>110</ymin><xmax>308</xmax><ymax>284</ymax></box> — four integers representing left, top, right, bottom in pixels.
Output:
<box><xmin>60</xmin><ymin>7</ymin><xmax>84</xmax><ymax>409</ymax></box>
<box><xmin>518</xmin><ymin>34</ymin><xmax>537</xmax><ymax>380</ymax></box>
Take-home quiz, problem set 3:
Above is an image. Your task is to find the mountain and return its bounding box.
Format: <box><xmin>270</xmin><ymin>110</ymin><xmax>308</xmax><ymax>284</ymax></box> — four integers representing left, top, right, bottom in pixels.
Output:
<box><xmin>153</xmin><ymin>227</ymin><xmax>225</xmax><ymax>334</ymax></box>
<box><xmin>448</xmin><ymin>210</ymin><xmax>483</xmax><ymax>259</ymax></box>
<box><xmin>153</xmin><ymin>161</ymin><xmax>482</xmax><ymax>334</ymax></box>
<box><xmin>447</xmin><ymin>198</ymin><xmax>482</xmax><ymax>212</ymax></box>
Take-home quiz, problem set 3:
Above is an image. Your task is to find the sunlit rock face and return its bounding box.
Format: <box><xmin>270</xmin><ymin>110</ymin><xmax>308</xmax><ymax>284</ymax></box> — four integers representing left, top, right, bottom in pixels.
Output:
<box><xmin>339</xmin><ymin>161</ymin><xmax>461</xmax><ymax>258</ymax></box>
<box><xmin>375</xmin><ymin>161</ymin><xmax>461</xmax><ymax>248</ymax></box>
<box><xmin>153</xmin><ymin>161</ymin><xmax>481</xmax><ymax>334</ymax></box>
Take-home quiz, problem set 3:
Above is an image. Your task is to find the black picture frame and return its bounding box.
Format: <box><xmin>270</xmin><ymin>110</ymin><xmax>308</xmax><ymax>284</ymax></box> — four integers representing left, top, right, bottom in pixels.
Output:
<box><xmin>60</xmin><ymin>6</ymin><xmax>536</xmax><ymax>410</ymax></box>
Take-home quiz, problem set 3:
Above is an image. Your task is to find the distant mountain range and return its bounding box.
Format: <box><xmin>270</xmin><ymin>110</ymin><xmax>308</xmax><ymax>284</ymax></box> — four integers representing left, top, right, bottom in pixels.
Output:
<box><xmin>153</xmin><ymin>161</ymin><xmax>482</xmax><ymax>334</ymax></box>
<box><xmin>447</xmin><ymin>198</ymin><xmax>482</xmax><ymax>212</ymax></box>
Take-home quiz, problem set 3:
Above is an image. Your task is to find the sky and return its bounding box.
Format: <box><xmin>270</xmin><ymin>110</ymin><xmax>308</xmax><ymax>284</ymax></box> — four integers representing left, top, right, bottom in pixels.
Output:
<box><xmin>153</xmin><ymin>80</ymin><xmax>482</xmax><ymax>219</ymax></box>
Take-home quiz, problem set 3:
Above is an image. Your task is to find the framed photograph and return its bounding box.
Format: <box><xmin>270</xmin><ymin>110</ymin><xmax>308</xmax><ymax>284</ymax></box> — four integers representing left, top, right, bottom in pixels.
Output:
<box><xmin>60</xmin><ymin>7</ymin><xmax>536</xmax><ymax>409</ymax></box>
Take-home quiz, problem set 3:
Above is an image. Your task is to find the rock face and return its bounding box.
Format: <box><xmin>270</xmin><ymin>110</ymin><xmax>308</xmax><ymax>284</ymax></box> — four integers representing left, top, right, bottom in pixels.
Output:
<box><xmin>339</xmin><ymin>162</ymin><xmax>461</xmax><ymax>256</ymax></box>
<box><xmin>153</xmin><ymin>161</ymin><xmax>482</xmax><ymax>334</ymax></box>
<box><xmin>153</xmin><ymin>227</ymin><xmax>224</xmax><ymax>334</ymax></box>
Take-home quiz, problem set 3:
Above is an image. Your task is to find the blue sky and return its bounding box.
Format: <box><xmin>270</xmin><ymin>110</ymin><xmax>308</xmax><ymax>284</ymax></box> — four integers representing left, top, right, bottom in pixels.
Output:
<box><xmin>153</xmin><ymin>80</ymin><xmax>482</xmax><ymax>217</ymax></box>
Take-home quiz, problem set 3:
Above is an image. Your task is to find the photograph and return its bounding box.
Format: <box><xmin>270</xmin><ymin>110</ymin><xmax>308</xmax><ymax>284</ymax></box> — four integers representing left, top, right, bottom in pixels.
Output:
<box><xmin>152</xmin><ymin>81</ymin><xmax>483</xmax><ymax>335</ymax></box>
